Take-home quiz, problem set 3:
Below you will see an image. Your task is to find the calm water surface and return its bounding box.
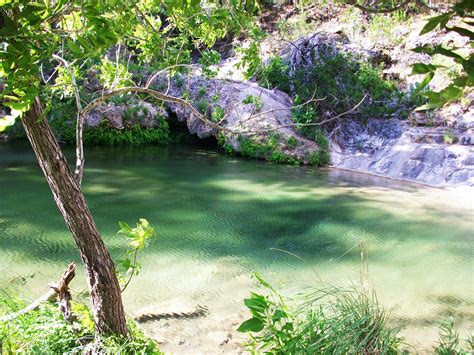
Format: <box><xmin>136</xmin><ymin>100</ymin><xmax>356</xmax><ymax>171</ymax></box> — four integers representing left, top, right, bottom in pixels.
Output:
<box><xmin>0</xmin><ymin>142</ymin><xmax>473</xmax><ymax>350</ymax></box>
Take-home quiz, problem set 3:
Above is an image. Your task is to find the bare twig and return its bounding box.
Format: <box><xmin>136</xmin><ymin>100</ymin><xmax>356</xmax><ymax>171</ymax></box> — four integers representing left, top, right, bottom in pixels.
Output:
<box><xmin>347</xmin><ymin>0</ymin><xmax>438</xmax><ymax>13</ymax></box>
<box><xmin>52</xmin><ymin>54</ymin><xmax>85</xmax><ymax>186</ymax></box>
<box><xmin>237</xmin><ymin>94</ymin><xmax>367</xmax><ymax>135</ymax></box>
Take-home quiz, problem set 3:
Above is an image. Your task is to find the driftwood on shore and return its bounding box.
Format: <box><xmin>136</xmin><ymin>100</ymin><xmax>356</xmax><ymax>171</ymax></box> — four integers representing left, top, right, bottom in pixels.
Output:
<box><xmin>1</xmin><ymin>262</ymin><xmax>76</xmax><ymax>323</ymax></box>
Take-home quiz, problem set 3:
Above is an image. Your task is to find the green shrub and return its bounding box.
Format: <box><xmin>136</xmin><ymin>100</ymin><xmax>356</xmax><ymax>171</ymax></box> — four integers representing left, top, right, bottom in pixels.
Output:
<box><xmin>238</xmin><ymin>274</ymin><xmax>402</xmax><ymax>354</ymax></box>
<box><xmin>434</xmin><ymin>318</ymin><xmax>473</xmax><ymax>354</ymax></box>
<box><xmin>259</xmin><ymin>52</ymin><xmax>413</xmax><ymax>121</ymax></box>
<box><xmin>0</xmin><ymin>296</ymin><xmax>159</xmax><ymax>354</ymax></box>
<box><xmin>236</xmin><ymin>135</ymin><xmax>301</xmax><ymax>165</ymax></box>
<box><xmin>287</xmin><ymin>136</ymin><xmax>298</xmax><ymax>149</ymax></box>
<box><xmin>257</xmin><ymin>57</ymin><xmax>291</xmax><ymax>93</ymax></box>
<box><xmin>197</xmin><ymin>99</ymin><xmax>209</xmax><ymax>114</ymax></box>
<box><xmin>211</xmin><ymin>106</ymin><xmax>225</xmax><ymax>122</ymax></box>
<box><xmin>242</xmin><ymin>94</ymin><xmax>264</xmax><ymax>112</ymax></box>
<box><xmin>257</xmin><ymin>51</ymin><xmax>411</xmax><ymax>164</ymax></box>
<box><xmin>48</xmin><ymin>98</ymin><xmax>78</xmax><ymax>143</ymax></box>
<box><xmin>309</xmin><ymin>149</ymin><xmax>330</xmax><ymax>166</ymax></box>
<box><xmin>82</xmin><ymin>122</ymin><xmax>171</xmax><ymax>146</ymax></box>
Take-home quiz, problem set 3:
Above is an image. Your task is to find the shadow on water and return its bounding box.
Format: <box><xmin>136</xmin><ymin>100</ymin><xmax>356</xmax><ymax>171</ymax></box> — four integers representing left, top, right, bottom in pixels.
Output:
<box><xmin>0</xmin><ymin>142</ymin><xmax>472</xmax><ymax>265</ymax></box>
<box><xmin>2</xmin><ymin>141</ymin><xmax>473</xmax><ymax>350</ymax></box>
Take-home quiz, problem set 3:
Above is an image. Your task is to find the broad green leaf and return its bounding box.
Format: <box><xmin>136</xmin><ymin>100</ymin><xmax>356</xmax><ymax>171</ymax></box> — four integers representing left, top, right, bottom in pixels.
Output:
<box><xmin>439</xmin><ymin>85</ymin><xmax>463</xmax><ymax>101</ymax></box>
<box><xmin>272</xmin><ymin>309</ymin><xmax>287</xmax><ymax>322</ymax></box>
<box><xmin>420</xmin><ymin>13</ymin><xmax>451</xmax><ymax>35</ymax></box>
<box><xmin>448</xmin><ymin>26</ymin><xmax>474</xmax><ymax>40</ymax></box>
<box><xmin>3</xmin><ymin>100</ymin><xmax>31</xmax><ymax>112</ymax></box>
<box><xmin>68</xmin><ymin>41</ymin><xmax>83</xmax><ymax>55</ymax></box>
<box><xmin>452</xmin><ymin>76</ymin><xmax>469</xmax><ymax>87</ymax></box>
<box><xmin>413</xmin><ymin>72</ymin><xmax>435</xmax><ymax>95</ymax></box>
<box><xmin>237</xmin><ymin>317</ymin><xmax>264</xmax><ymax>332</ymax></box>
<box><xmin>462</xmin><ymin>57</ymin><xmax>474</xmax><ymax>77</ymax></box>
<box><xmin>244</xmin><ymin>294</ymin><xmax>268</xmax><ymax>314</ymax></box>
<box><xmin>415</xmin><ymin>102</ymin><xmax>444</xmax><ymax>111</ymax></box>
<box><xmin>432</xmin><ymin>47</ymin><xmax>464</xmax><ymax>61</ymax></box>
<box><xmin>423</xmin><ymin>90</ymin><xmax>442</xmax><ymax>103</ymax></box>
<box><xmin>118</xmin><ymin>221</ymin><xmax>131</xmax><ymax>232</ymax></box>
<box><xmin>411</xmin><ymin>63</ymin><xmax>436</xmax><ymax>74</ymax></box>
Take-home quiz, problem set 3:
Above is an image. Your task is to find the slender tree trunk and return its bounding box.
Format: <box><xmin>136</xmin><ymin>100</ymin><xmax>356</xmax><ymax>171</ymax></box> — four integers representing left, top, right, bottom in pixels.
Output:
<box><xmin>22</xmin><ymin>97</ymin><xmax>128</xmax><ymax>336</ymax></box>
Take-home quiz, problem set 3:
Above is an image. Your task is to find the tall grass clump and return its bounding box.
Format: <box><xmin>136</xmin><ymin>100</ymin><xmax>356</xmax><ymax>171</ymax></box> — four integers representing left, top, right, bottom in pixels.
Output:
<box><xmin>0</xmin><ymin>295</ymin><xmax>159</xmax><ymax>354</ymax></box>
<box><xmin>434</xmin><ymin>318</ymin><xmax>473</xmax><ymax>354</ymax></box>
<box><xmin>238</xmin><ymin>273</ymin><xmax>402</xmax><ymax>353</ymax></box>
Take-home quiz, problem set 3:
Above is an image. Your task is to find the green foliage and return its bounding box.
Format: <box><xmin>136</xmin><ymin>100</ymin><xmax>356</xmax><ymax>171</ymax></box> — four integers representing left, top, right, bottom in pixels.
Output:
<box><xmin>237</xmin><ymin>135</ymin><xmax>301</xmax><ymax>165</ymax></box>
<box><xmin>197</xmin><ymin>99</ymin><xmax>209</xmax><ymax>114</ymax></box>
<box><xmin>44</xmin><ymin>100</ymin><xmax>173</xmax><ymax>146</ymax></box>
<box><xmin>443</xmin><ymin>130</ymin><xmax>456</xmax><ymax>144</ymax></box>
<box><xmin>98</xmin><ymin>58</ymin><xmax>133</xmax><ymax>90</ymax></box>
<box><xmin>309</xmin><ymin>149</ymin><xmax>330</xmax><ymax>166</ymax></box>
<box><xmin>51</xmin><ymin>65</ymin><xmax>82</xmax><ymax>98</ymax></box>
<box><xmin>435</xmin><ymin>318</ymin><xmax>460</xmax><ymax>354</ymax></box>
<box><xmin>199</xmin><ymin>50</ymin><xmax>221</xmax><ymax>79</ymax></box>
<box><xmin>238</xmin><ymin>274</ymin><xmax>402</xmax><ymax>353</ymax></box>
<box><xmin>259</xmin><ymin>52</ymin><xmax>408</xmax><ymax>127</ymax></box>
<box><xmin>211</xmin><ymin>106</ymin><xmax>225</xmax><ymax>122</ymax></box>
<box><xmin>0</xmin><ymin>296</ymin><xmax>159</xmax><ymax>353</ymax></box>
<box><xmin>47</xmin><ymin>98</ymin><xmax>78</xmax><ymax>143</ymax></box>
<box><xmin>82</xmin><ymin>122</ymin><xmax>170</xmax><ymax>146</ymax></box>
<box><xmin>236</xmin><ymin>27</ymin><xmax>266</xmax><ymax>79</ymax></box>
<box><xmin>242</xmin><ymin>94</ymin><xmax>264</xmax><ymax>111</ymax></box>
<box><xmin>0</xmin><ymin>1</ymin><xmax>131</xmax><ymax>130</ymax></box>
<box><xmin>257</xmin><ymin>51</ymin><xmax>409</xmax><ymax>165</ymax></box>
<box><xmin>258</xmin><ymin>57</ymin><xmax>291</xmax><ymax>93</ymax></box>
<box><xmin>287</xmin><ymin>136</ymin><xmax>298</xmax><ymax>149</ymax></box>
<box><xmin>411</xmin><ymin>0</ymin><xmax>473</xmax><ymax>110</ymax></box>
<box><xmin>0</xmin><ymin>0</ymin><xmax>257</xmax><ymax>131</ymax></box>
<box><xmin>198</xmin><ymin>86</ymin><xmax>207</xmax><ymax>97</ymax></box>
<box><xmin>434</xmin><ymin>318</ymin><xmax>473</xmax><ymax>354</ymax></box>
<box><xmin>217</xmin><ymin>132</ymin><xmax>235</xmax><ymax>154</ymax></box>
<box><xmin>116</xmin><ymin>219</ymin><xmax>156</xmax><ymax>292</ymax></box>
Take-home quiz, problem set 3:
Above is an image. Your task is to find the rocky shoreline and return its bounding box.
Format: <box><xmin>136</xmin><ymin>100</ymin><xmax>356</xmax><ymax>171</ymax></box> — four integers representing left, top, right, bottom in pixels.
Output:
<box><xmin>330</xmin><ymin>117</ymin><xmax>474</xmax><ymax>187</ymax></box>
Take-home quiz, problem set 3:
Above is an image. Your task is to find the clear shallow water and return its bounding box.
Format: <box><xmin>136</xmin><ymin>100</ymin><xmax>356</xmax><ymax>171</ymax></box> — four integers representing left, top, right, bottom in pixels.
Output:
<box><xmin>0</xmin><ymin>142</ymin><xmax>473</xmax><ymax>351</ymax></box>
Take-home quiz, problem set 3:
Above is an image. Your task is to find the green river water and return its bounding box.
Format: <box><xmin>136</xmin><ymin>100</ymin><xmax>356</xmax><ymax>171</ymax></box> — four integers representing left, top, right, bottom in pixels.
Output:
<box><xmin>0</xmin><ymin>142</ymin><xmax>473</xmax><ymax>352</ymax></box>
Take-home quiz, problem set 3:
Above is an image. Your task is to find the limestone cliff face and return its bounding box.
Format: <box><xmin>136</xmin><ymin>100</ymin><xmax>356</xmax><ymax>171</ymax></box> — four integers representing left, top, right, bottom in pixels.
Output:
<box><xmin>330</xmin><ymin>117</ymin><xmax>474</xmax><ymax>187</ymax></box>
<box><xmin>156</xmin><ymin>76</ymin><xmax>322</xmax><ymax>164</ymax></box>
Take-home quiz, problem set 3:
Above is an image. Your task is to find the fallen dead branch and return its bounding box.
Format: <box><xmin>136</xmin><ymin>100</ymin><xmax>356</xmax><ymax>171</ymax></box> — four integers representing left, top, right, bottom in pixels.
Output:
<box><xmin>1</xmin><ymin>263</ymin><xmax>76</xmax><ymax>323</ymax></box>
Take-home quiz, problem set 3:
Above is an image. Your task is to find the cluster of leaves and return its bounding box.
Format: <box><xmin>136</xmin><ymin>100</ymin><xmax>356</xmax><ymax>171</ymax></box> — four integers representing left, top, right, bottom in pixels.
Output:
<box><xmin>242</xmin><ymin>94</ymin><xmax>264</xmax><ymax>111</ymax></box>
<box><xmin>256</xmin><ymin>52</ymin><xmax>400</xmax><ymax>164</ymax></box>
<box><xmin>435</xmin><ymin>318</ymin><xmax>473</xmax><ymax>354</ymax></box>
<box><xmin>83</xmin><ymin>123</ymin><xmax>171</xmax><ymax>146</ymax></box>
<box><xmin>97</xmin><ymin>58</ymin><xmax>134</xmax><ymax>90</ymax></box>
<box><xmin>238</xmin><ymin>274</ymin><xmax>402</xmax><ymax>353</ymax></box>
<box><xmin>258</xmin><ymin>52</ymin><xmax>407</xmax><ymax>132</ymax></box>
<box><xmin>411</xmin><ymin>0</ymin><xmax>473</xmax><ymax>110</ymax></box>
<box><xmin>116</xmin><ymin>219</ymin><xmax>156</xmax><ymax>292</ymax></box>
<box><xmin>236</xmin><ymin>27</ymin><xmax>267</xmax><ymax>79</ymax></box>
<box><xmin>237</xmin><ymin>134</ymin><xmax>302</xmax><ymax>165</ymax></box>
<box><xmin>0</xmin><ymin>1</ymin><xmax>132</xmax><ymax>130</ymax></box>
<box><xmin>44</xmin><ymin>96</ymin><xmax>171</xmax><ymax>146</ymax></box>
<box><xmin>0</xmin><ymin>0</ymin><xmax>258</xmax><ymax>132</ymax></box>
<box><xmin>199</xmin><ymin>50</ymin><xmax>222</xmax><ymax>79</ymax></box>
<box><xmin>0</xmin><ymin>296</ymin><xmax>158</xmax><ymax>353</ymax></box>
